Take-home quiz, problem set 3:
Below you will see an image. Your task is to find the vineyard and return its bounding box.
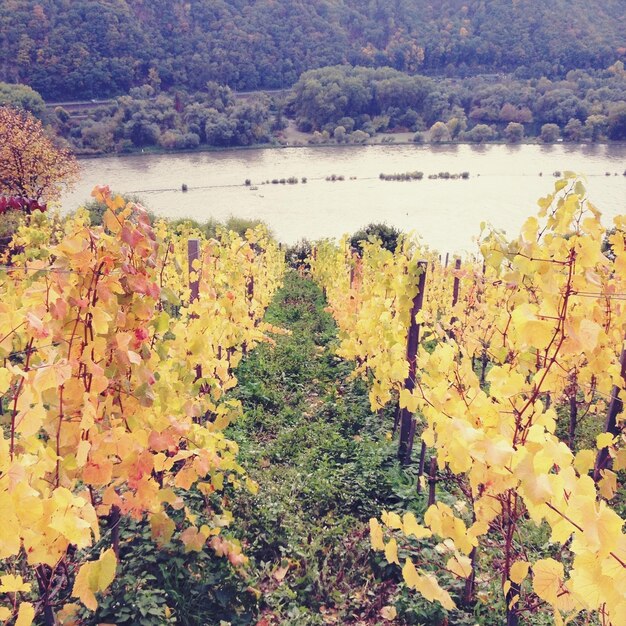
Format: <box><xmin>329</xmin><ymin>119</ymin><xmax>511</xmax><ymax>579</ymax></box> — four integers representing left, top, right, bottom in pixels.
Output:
<box><xmin>1</xmin><ymin>176</ymin><xmax>625</xmax><ymax>625</ymax></box>
<box><xmin>310</xmin><ymin>174</ymin><xmax>626</xmax><ymax>625</ymax></box>
<box><xmin>0</xmin><ymin>189</ymin><xmax>285</xmax><ymax>624</ymax></box>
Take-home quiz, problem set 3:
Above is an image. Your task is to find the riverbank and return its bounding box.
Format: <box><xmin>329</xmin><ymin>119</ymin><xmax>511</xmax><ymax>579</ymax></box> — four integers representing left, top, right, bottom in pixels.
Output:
<box><xmin>74</xmin><ymin>132</ymin><xmax>626</xmax><ymax>161</ymax></box>
<box><xmin>70</xmin><ymin>112</ymin><xmax>626</xmax><ymax>161</ymax></box>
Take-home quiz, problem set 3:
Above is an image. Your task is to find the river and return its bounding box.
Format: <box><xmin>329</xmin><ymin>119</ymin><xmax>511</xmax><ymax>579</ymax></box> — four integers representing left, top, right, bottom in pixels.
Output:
<box><xmin>61</xmin><ymin>143</ymin><xmax>626</xmax><ymax>254</ymax></box>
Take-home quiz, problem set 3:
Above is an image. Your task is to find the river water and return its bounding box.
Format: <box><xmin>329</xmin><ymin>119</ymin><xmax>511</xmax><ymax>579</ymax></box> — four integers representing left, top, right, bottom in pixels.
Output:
<box><xmin>62</xmin><ymin>143</ymin><xmax>626</xmax><ymax>254</ymax></box>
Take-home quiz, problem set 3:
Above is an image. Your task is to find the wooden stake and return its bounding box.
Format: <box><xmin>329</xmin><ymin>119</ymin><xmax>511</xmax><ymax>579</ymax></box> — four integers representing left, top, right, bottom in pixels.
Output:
<box><xmin>416</xmin><ymin>441</ymin><xmax>427</xmax><ymax>494</ymax></box>
<box><xmin>398</xmin><ymin>260</ymin><xmax>427</xmax><ymax>465</ymax></box>
<box><xmin>594</xmin><ymin>344</ymin><xmax>626</xmax><ymax>480</ymax></box>
<box><xmin>188</xmin><ymin>239</ymin><xmax>200</xmax><ymax>304</ymax></box>
<box><xmin>427</xmin><ymin>456</ymin><xmax>437</xmax><ymax>505</ymax></box>
<box><xmin>449</xmin><ymin>257</ymin><xmax>462</xmax><ymax>338</ymax></box>
<box><xmin>188</xmin><ymin>239</ymin><xmax>202</xmax><ymax>381</ymax></box>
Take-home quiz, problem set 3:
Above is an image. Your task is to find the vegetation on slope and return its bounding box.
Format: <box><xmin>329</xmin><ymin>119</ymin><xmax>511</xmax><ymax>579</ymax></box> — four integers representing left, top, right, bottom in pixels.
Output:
<box><xmin>1</xmin><ymin>0</ymin><xmax>624</xmax><ymax>100</ymax></box>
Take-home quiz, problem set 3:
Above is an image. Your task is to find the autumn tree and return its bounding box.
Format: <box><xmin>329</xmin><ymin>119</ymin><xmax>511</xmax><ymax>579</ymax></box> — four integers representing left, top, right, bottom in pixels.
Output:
<box><xmin>503</xmin><ymin>121</ymin><xmax>524</xmax><ymax>143</ymax></box>
<box><xmin>429</xmin><ymin>121</ymin><xmax>451</xmax><ymax>143</ymax></box>
<box><xmin>0</xmin><ymin>106</ymin><xmax>79</xmax><ymax>204</ymax></box>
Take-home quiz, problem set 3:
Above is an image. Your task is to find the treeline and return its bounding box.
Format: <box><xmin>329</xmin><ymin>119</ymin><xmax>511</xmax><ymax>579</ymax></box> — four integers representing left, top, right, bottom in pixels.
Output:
<box><xmin>52</xmin><ymin>83</ymin><xmax>279</xmax><ymax>154</ymax></box>
<box><xmin>1</xmin><ymin>0</ymin><xmax>624</xmax><ymax>100</ymax></box>
<box><xmin>290</xmin><ymin>65</ymin><xmax>626</xmax><ymax>142</ymax></box>
<box><xmin>2</xmin><ymin>63</ymin><xmax>624</xmax><ymax>155</ymax></box>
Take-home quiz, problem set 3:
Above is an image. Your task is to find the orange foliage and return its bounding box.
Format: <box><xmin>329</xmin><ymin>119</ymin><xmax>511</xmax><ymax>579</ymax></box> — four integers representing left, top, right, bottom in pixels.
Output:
<box><xmin>0</xmin><ymin>106</ymin><xmax>79</xmax><ymax>203</ymax></box>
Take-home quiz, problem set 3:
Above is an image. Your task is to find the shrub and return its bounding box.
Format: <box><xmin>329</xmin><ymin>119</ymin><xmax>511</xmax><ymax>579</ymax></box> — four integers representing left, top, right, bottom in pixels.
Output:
<box><xmin>82</xmin><ymin>193</ymin><xmax>145</xmax><ymax>226</ymax></box>
<box><xmin>224</xmin><ymin>216</ymin><xmax>272</xmax><ymax>238</ymax></box>
<box><xmin>540</xmin><ymin>123</ymin><xmax>561</xmax><ymax>143</ymax></box>
<box><xmin>285</xmin><ymin>239</ymin><xmax>313</xmax><ymax>269</ymax></box>
<box><xmin>350</xmin><ymin>223</ymin><xmax>402</xmax><ymax>254</ymax></box>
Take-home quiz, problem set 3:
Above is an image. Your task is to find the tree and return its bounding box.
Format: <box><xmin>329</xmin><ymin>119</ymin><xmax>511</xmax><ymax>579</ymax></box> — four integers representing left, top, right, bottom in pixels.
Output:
<box><xmin>540</xmin><ymin>123</ymin><xmax>560</xmax><ymax>143</ymax></box>
<box><xmin>334</xmin><ymin>125</ymin><xmax>346</xmax><ymax>142</ymax></box>
<box><xmin>0</xmin><ymin>82</ymin><xmax>46</xmax><ymax>118</ymax></box>
<box><xmin>446</xmin><ymin>115</ymin><xmax>467</xmax><ymax>139</ymax></box>
<box><xmin>429</xmin><ymin>121</ymin><xmax>451</xmax><ymax>143</ymax></box>
<box><xmin>465</xmin><ymin>123</ymin><xmax>496</xmax><ymax>143</ymax></box>
<box><xmin>0</xmin><ymin>107</ymin><xmax>78</xmax><ymax>203</ymax></box>
<box><xmin>499</xmin><ymin>103</ymin><xmax>533</xmax><ymax>124</ymax></box>
<box><xmin>350</xmin><ymin>129</ymin><xmax>369</xmax><ymax>143</ymax></box>
<box><xmin>503</xmin><ymin>122</ymin><xmax>524</xmax><ymax>143</ymax></box>
<box><xmin>607</xmin><ymin>103</ymin><xmax>626</xmax><ymax>140</ymax></box>
<box><xmin>584</xmin><ymin>114</ymin><xmax>608</xmax><ymax>141</ymax></box>
<box><xmin>563</xmin><ymin>118</ymin><xmax>584</xmax><ymax>142</ymax></box>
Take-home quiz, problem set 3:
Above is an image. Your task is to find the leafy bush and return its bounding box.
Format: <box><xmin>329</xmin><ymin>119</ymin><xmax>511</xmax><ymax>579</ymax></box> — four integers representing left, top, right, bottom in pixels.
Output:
<box><xmin>224</xmin><ymin>216</ymin><xmax>273</xmax><ymax>238</ymax></box>
<box><xmin>80</xmin><ymin>519</ymin><xmax>256</xmax><ymax>626</ymax></box>
<box><xmin>285</xmin><ymin>238</ymin><xmax>312</xmax><ymax>268</ymax></box>
<box><xmin>350</xmin><ymin>223</ymin><xmax>402</xmax><ymax>253</ymax></box>
<box><xmin>82</xmin><ymin>193</ymin><xmax>147</xmax><ymax>226</ymax></box>
<box><xmin>0</xmin><ymin>211</ymin><xmax>23</xmax><ymax>241</ymax></box>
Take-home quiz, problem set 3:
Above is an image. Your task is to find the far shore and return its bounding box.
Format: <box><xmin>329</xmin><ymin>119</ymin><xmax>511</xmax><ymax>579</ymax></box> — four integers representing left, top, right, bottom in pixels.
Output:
<box><xmin>75</xmin><ymin>132</ymin><xmax>624</xmax><ymax>160</ymax></box>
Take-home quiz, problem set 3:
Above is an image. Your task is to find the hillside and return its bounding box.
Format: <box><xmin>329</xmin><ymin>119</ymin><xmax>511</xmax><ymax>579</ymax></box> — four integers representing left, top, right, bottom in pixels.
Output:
<box><xmin>1</xmin><ymin>0</ymin><xmax>624</xmax><ymax>100</ymax></box>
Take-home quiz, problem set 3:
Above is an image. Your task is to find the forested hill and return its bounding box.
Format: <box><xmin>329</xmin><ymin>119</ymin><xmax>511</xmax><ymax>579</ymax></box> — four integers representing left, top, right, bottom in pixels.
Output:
<box><xmin>1</xmin><ymin>0</ymin><xmax>624</xmax><ymax>100</ymax></box>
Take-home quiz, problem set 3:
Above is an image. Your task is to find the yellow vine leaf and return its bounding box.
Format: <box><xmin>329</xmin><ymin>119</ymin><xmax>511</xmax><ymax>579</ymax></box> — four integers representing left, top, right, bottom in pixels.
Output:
<box><xmin>447</xmin><ymin>554</ymin><xmax>473</xmax><ymax>579</ymax></box>
<box><xmin>573</xmin><ymin>449</ymin><xmax>595</xmax><ymax>475</ymax></box>
<box><xmin>614</xmin><ymin>448</ymin><xmax>626</xmax><ymax>472</ymax></box>
<box><xmin>486</xmin><ymin>365</ymin><xmax>525</xmax><ymax>400</ymax></box>
<box><xmin>381</xmin><ymin>510</ymin><xmax>404</xmax><ymax>530</ymax></box>
<box><xmin>399</xmin><ymin>387</ymin><xmax>419</xmax><ymax>413</ymax></box>
<box><xmin>532</xmin><ymin>558</ymin><xmax>564</xmax><ymax>605</ymax></box>
<box><xmin>0</xmin><ymin>367</ymin><xmax>11</xmax><ymax>394</ymax></box>
<box><xmin>402</xmin><ymin>558</ymin><xmax>455</xmax><ymax>610</ymax></box>
<box><xmin>103</xmin><ymin>208</ymin><xmax>121</xmax><ymax>234</ymax></box>
<box><xmin>15</xmin><ymin>602</ymin><xmax>35</xmax><ymax>626</ymax></box>
<box><xmin>596</xmin><ymin>433</ymin><xmax>616</xmax><ymax>449</ymax></box>
<box><xmin>424</xmin><ymin>503</ymin><xmax>476</xmax><ymax>555</ymax></box>
<box><xmin>415</xmin><ymin>571</ymin><xmax>456</xmax><ymax>610</ymax></box>
<box><xmin>0</xmin><ymin>574</ymin><xmax>32</xmax><ymax>593</ymax></box>
<box><xmin>385</xmin><ymin>538</ymin><xmax>400</xmax><ymax>565</ymax></box>
<box><xmin>510</xmin><ymin>561</ymin><xmax>530</xmax><ymax>585</ymax></box>
<box><xmin>598</xmin><ymin>470</ymin><xmax>618</xmax><ymax>500</ymax></box>
<box><xmin>380</xmin><ymin>605</ymin><xmax>397</xmax><ymax>620</ymax></box>
<box><xmin>402</xmin><ymin>557</ymin><xmax>419</xmax><ymax>589</ymax></box>
<box><xmin>572</xmin><ymin>498</ymin><xmax>623</xmax><ymax>557</ymax></box>
<box><xmin>403</xmin><ymin>512</ymin><xmax>432</xmax><ymax>539</ymax></box>
<box><xmin>369</xmin><ymin>518</ymin><xmax>384</xmax><ymax>551</ymax></box>
<box><xmin>72</xmin><ymin>549</ymin><xmax>117</xmax><ymax>610</ymax></box>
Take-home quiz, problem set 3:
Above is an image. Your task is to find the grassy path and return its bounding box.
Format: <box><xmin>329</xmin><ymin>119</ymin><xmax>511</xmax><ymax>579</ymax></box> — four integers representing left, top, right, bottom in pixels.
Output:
<box><xmin>228</xmin><ymin>271</ymin><xmax>415</xmax><ymax>625</ymax></box>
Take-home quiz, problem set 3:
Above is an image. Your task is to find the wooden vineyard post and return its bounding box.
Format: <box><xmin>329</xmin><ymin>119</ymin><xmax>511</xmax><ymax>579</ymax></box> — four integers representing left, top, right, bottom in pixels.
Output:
<box><xmin>420</xmin><ymin>258</ymin><xmax>461</xmax><ymax>488</ymax></box>
<box><xmin>427</xmin><ymin>456</ymin><xmax>437</xmax><ymax>505</ymax></box>
<box><xmin>188</xmin><ymin>239</ymin><xmax>200</xmax><ymax>304</ymax></box>
<box><xmin>594</xmin><ymin>342</ymin><xmax>626</xmax><ymax>480</ymax></box>
<box><xmin>398</xmin><ymin>260</ymin><xmax>428</xmax><ymax>465</ymax></box>
<box><xmin>243</xmin><ymin>273</ymin><xmax>255</xmax><ymax>356</ymax></box>
<box><xmin>449</xmin><ymin>257</ymin><xmax>462</xmax><ymax>338</ymax></box>
<box><xmin>188</xmin><ymin>239</ymin><xmax>203</xmax><ymax>382</ymax></box>
<box><xmin>247</xmin><ymin>274</ymin><xmax>255</xmax><ymax>317</ymax></box>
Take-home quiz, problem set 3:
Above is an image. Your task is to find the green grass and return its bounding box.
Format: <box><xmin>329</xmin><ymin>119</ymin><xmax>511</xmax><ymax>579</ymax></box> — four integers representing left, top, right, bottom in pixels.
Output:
<box><xmin>226</xmin><ymin>271</ymin><xmax>412</xmax><ymax>624</ymax></box>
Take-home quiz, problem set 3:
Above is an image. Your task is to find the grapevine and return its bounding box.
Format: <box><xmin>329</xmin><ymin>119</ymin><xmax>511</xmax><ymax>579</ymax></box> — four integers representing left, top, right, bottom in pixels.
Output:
<box><xmin>0</xmin><ymin>187</ymin><xmax>285</xmax><ymax>624</ymax></box>
<box><xmin>311</xmin><ymin>175</ymin><xmax>626</xmax><ymax>625</ymax></box>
